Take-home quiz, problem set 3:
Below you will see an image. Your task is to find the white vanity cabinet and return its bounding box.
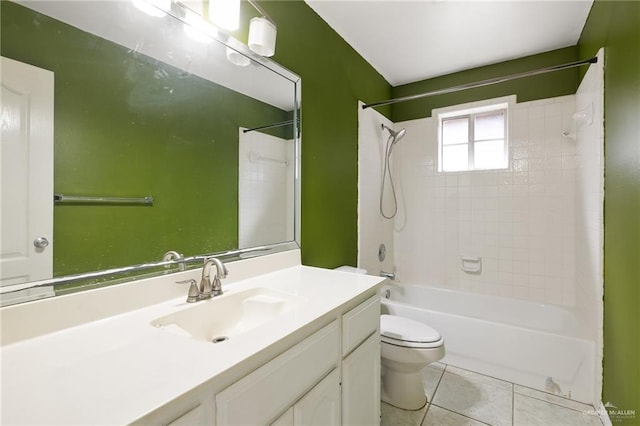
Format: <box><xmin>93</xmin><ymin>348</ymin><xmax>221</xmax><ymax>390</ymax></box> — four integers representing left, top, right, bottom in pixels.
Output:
<box><xmin>342</xmin><ymin>333</ymin><xmax>380</xmax><ymax>425</ymax></box>
<box><xmin>270</xmin><ymin>369</ymin><xmax>341</xmax><ymax>426</ymax></box>
<box><xmin>216</xmin><ymin>321</ymin><xmax>341</xmax><ymax>425</ymax></box>
<box><xmin>166</xmin><ymin>403</ymin><xmax>210</xmax><ymax>425</ymax></box>
<box><xmin>341</xmin><ymin>295</ymin><xmax>381</xmax><ymax>425</ymax></box>
<box><xmin>293</xmin><ymin>369</ymin><xmax>341</xmax><ymax>425</ymax></box>
<box><xmin>215</xmin><ymin>294</ymin><xmax>381</xmax><ymax>426</ymax></box>
<box><xmin>1</xmin><ymin>257</ymin><xmax>387</xmax><ymax>426</ymax></box>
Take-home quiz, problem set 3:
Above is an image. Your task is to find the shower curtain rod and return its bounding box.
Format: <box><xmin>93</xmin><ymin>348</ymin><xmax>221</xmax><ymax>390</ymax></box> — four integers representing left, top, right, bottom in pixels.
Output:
<box><xmin>362</xmin><ymin>57</ymin><xmax>598</xmax><ymax>110</ymax></box>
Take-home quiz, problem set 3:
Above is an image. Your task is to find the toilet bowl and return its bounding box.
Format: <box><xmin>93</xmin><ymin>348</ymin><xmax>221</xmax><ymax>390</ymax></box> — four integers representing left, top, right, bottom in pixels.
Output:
<box><xmin>380</xmin><ymin>314</ymin><xmax>445</xmax><ymax>410</ymax></box>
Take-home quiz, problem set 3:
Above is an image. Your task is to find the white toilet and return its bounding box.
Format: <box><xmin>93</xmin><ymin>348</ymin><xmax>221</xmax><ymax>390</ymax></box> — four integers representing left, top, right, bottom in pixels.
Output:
<box><xmin>380</xmin><ymin>314</ymin><xmax>445</xmax><ymax>410</ymax></box>
<box><xmin>333</xmin><ymin>266</ymin><xmax>445</xmax><ymax>410</ymax></box>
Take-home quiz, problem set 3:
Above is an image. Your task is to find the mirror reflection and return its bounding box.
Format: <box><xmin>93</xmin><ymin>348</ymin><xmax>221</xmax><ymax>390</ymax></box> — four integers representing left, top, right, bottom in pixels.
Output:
<box><xmin>0</xmin><ymin>0</ymin><xmax>300</xmax><ymax>305</ymax></box>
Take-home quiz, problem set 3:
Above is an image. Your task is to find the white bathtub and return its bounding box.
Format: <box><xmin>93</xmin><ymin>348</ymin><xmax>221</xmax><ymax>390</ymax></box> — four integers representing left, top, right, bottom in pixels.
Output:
<box><xmin>381</xmin><ymin>283</ymin><xmax>596</xmax><ymax>405</ymax></box>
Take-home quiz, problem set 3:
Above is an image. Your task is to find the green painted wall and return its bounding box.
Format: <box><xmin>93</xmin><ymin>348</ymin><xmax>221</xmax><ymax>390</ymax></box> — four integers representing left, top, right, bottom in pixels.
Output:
<box><xmin>1</xmin><ymin>0</ymin><xmax>391</xmax><ymax>276</ymax></box>
<box><xmin>1</xmin><ymin>1</ymin><xmax>289</xmax><ymax>276</ymax></box>
<box><xmin>578</xmin><ymin>0</ymin><xmax>640</xmax><ymax>420</ymax></box>
<box><xmin>259</xmin><ymin>1</ymin><xmax>392</xmax><ymax>268</ymax></box>
<box><xmin>391</xmin><ymin>47</ymin><xmax>579</xmax><ymax>122</ymax></box>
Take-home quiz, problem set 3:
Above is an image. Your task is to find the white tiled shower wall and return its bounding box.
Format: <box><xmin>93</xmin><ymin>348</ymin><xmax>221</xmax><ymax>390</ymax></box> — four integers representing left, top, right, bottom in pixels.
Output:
<box><xmin>357</xmin><ymin>101</ymin><xmax>396</xmax><ymax>275</ymax></box>
<box><xmin>392</xmin><ymin>95</ymin><xmax>581</xmax><ymax>306</ymax></box>
<box><xmin>238</xmin><ymin>129</ymin><xmax>294</xmax><ymax>248</ymax></box>
<box><xmin>359</xmin><ymin>57</ymin><xmax>604</xmax><ymax>404</ymax></box>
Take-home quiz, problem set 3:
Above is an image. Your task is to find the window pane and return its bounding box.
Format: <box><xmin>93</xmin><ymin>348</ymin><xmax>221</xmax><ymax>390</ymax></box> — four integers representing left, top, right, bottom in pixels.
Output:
<box><xmin>474</xmin><ymin>139</ymin><xmax>506</xmax><ymax>170</ymax></box>
<box><xmin>442</xmin><ymin>144</ymin><xmax>468</xmax><ymax>171</ymax></box>
<box><xmin>475</xmin><ymin>111</ymin><xmax>504</xmax><ymax>141</ymax></box>
<box><xmin>442</xmin><ymin>117</ymin><xmax>469</xmax><ymax>145</ymax></box>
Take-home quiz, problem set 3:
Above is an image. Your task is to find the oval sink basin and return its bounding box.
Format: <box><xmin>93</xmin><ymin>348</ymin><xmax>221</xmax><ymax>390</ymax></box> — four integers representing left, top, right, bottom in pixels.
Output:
<box><xmin>151</xmin><ymin>288</ymin><xmax>305</xmax><ymax>342</ymax></box>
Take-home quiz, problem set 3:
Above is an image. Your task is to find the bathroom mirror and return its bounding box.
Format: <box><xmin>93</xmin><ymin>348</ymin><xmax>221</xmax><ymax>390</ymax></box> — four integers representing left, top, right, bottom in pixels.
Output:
<box><xmin>0</xmin><ymin>0</ymin><xmax>300</xmax><ymax>306</ymax></box>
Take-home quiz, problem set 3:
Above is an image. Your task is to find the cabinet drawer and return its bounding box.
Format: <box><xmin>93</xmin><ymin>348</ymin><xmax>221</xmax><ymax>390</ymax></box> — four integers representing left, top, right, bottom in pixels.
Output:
<box><xmin>342</xmin><ymin>295</ymin><xmax>379</xmax><ymax>356</ymax></box>
<box><xmin>216</xmin><ymin>321</ymin><xmax>339</xmax><ymax>425</ymax></box>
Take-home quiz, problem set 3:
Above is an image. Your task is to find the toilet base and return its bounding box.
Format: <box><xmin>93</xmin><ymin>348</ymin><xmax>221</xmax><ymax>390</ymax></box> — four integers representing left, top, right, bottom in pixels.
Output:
<box><xmin>381</xmin><ymin>368</ymin><xmax>427</xmax><ymax>410</ymax></box>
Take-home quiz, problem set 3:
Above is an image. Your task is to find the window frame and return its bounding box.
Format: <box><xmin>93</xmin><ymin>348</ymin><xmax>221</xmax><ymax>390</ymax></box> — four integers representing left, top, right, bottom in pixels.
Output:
<box><xmin>436</xmin><ymin>96</ymin><xmax>514</xmax><ymax>173</ymax></box>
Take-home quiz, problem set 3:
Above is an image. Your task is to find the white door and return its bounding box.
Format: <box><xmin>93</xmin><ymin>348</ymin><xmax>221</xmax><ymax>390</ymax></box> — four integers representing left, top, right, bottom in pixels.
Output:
<box><xmin>1</xmin><ymin>56</ymin><xmax>54</xmax><ymax>287</ymax></box>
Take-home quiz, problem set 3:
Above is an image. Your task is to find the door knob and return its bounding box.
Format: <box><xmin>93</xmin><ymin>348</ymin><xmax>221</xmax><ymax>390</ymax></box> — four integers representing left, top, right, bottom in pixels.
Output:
<box><xmin>33</xmin><ymin>237</ymin><xmax>49</xmax><ymax>248</ymax></box>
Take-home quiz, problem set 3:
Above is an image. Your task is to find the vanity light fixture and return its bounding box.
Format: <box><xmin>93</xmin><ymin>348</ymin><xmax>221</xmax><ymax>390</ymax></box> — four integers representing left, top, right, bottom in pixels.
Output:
<box><xmin>247</xmin><ymin>0</ymin><xmax>277</xmax><ymax>57</ymax></box>
<box><xmin>133</xmin><ymin>0</ymin><xmax>171</xmax><ymax>17</ymax></box>
<box><xmin>208</xmin><ymin>0</ymin><xmax>240</xmax><ymax>31</ymax></box>
<box><xmin>248</xmin><ymin>16</ymin><xmax>276</xmax><ymax>57</ymax></box>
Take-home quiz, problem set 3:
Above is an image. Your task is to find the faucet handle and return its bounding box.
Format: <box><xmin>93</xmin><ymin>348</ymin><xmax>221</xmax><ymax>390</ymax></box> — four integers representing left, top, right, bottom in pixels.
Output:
<box><xmin>211</xmin><ymin>277</ymin><xmax>224</xmax><ymax>297</ymax></box>
<box><xmin>177</xmin><ymin>279</ymin><xmax>200</xmax><ymax>303</ymax></box>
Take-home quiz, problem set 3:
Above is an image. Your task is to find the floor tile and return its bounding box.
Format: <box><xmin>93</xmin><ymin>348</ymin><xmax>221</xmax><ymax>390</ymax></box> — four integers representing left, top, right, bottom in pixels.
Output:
<box><xmin>432</xmin><ymin>369</ymin><xmax>513</xmax><ymax>426</ymax></box>
<box><xmin>513</xmin><ymin>393</ymin><xmax>603</xmax><ymax>426</ymax></box>
<box><xmin>445</xmin><ymin>365</ymin><xmax>513</xmax><ymax>391</ymax></box>
<box><xmin>422</xmin><ymin>405</ymin><xmax>490</xmax><ymax>426</ymax></box>
<box><xmin>423</xmin><ymin>364</ymin><xmax>446</xmax><ymax>401</ymax></box>
<box><xmin>514</xmin><ymin>384</ymin><xmax>596</xmax><ymax>413</ymax></box>
<box><xmin>381</xmin><ymin>401</ymin><xmax>428</xmax><ymax>426</ymax></box>
<box><xmin>431</xmin><ymin>362</ymin><xmax>447</xmax><ymax>371</ymax></box>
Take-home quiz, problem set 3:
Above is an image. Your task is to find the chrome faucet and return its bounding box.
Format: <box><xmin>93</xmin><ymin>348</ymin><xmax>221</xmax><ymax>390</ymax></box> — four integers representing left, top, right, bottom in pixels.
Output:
<box><xmin>162</xmin><ymin>250</ymin><xmax>186</xmax><ymax>272</ymax></box>
<box><xmin>200</xmin><ymin>257</ymin><xmax>228</xmax><ymax>299</ymax></box>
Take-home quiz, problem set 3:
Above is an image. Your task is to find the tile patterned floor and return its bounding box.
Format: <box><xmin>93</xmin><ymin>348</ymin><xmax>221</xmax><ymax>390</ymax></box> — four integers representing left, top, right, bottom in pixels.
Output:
<box><xmin>381</xmin><ymin>363</ymin><xmax>603</xmax><ymax>426</ymax></box>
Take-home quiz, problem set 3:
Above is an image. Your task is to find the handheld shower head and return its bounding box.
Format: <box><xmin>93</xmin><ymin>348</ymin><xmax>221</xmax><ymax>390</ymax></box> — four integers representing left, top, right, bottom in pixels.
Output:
<box><xmin>381</xmin><ymin>123</ymin><xmax>406</xmax><ymax>143</ymax></box>
<box><xmin>379</xmin><ymin>123</ymin><xmax>406</xmax><ymax>220</ymax></box>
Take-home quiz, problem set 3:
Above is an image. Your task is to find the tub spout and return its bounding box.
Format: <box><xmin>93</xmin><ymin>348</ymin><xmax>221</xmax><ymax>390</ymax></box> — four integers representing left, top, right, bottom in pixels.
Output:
<box><xmin>380</xmin><ymin>270</ymin><xmax>396</xmax><ymax>281</ymax></box>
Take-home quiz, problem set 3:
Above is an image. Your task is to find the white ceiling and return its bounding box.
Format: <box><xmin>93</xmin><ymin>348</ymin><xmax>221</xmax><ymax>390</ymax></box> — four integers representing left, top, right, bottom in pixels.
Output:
<box><xmin>305</xmin><ymin>0</ymin><xmax>594</xmax><ymax>86</ymax></box>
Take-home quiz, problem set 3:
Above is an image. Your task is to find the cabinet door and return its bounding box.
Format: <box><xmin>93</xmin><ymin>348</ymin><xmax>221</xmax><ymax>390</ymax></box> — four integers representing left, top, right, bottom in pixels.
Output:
<box><xmin>216</xmin><ymin>322</ymin><xmax>339</xmax><ymax>425</ymax></box>
<box><xmin>294</xmin><ymin>369</ymin><xmax>340</xmax><ymax>426</ymax></box>
<box><xmin>271</xmin><ymin>407</ymin><xmax>294</xmax><ymax>426</ymax></box>
<box><xmin>166</xmin><ymin>404</ymin><xmax>206</xmax><ymax>426</ymax></box>
<box><xmin>342</xmin><ymin>333</ymin><xmax>380</xmax><ymax>426</ymax></box>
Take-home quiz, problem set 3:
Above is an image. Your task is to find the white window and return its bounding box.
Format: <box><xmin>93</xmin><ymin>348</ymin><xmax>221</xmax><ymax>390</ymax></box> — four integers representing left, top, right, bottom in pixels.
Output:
<box><xmin>437</xmin><ymin>101</ymin><xmax>509</xmax><ymax>172</ymax></box>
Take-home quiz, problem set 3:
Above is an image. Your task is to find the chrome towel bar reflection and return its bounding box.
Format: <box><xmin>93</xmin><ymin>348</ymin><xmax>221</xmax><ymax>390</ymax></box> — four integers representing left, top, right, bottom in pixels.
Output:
<box><xmin>0</xmin><ymin>245</ymin><xmax>274</xmax><ymax>293</ymax></box>
<box><xmin>242</xmin><ymin>119</ymin><xmax>295</xmax><ymax>133</ymax></box>
<box><xmin>54</xmin><ymin>194</ymin><xmax>154</xmax><ymax>205</ymax></box>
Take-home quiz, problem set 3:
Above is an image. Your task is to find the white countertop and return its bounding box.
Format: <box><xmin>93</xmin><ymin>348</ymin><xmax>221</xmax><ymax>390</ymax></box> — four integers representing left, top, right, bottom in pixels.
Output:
<box><xmin>1</xmin><ymin>265</ymin><xmax>383</xmax><ymax>425</ymax></box>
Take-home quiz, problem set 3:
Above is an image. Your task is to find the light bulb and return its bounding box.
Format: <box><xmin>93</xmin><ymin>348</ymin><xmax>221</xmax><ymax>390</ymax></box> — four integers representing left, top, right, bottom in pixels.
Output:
<box><xmin>208</xmin><ymin>0</ymin><xmax>240</xmax><ymax>31</ymax></box>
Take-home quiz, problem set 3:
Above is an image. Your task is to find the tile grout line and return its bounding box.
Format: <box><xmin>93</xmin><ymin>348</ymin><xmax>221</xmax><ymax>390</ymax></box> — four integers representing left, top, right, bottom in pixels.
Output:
<box><xmin>513</xmin><ymin>383</ymin><xmax>597</xmax><ymax>414</ymax></box>
<box><xmin>420</xmin><ymin>364</ymin><xmax>448</xmax><ymax>426</ymax></box>
<box><xmin>446</xmin><ymin>363</ymin><xmax>512</xmax><ymax>390</ymax></box>
<box><xmin>514</xmin><ymin>391</ymin><xmax>603</xmax><ymax>418</ymax></box>
<box><xmin>512</xmin><ymin>381</ymin><xmax>515</xmax><ymax>426</ymax></box>
<box><xmin>429</xmin><ymin>403</ymin><xmax>493</xmax><ymax>426</ymax></box>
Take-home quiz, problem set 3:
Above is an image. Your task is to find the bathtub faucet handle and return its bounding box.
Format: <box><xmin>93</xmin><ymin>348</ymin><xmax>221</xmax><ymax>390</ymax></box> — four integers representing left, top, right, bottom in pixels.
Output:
<box><xmin>380</xmin><ymin>270</ymin><xmax>396</xmax><ymax>281</ymax></box>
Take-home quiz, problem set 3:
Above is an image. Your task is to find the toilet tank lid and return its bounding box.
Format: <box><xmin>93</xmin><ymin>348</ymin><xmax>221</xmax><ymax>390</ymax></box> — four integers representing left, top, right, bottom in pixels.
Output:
<box><xmin>380</xmin><ymin>314</ymin><xmax>441</xmax><ymax>343</ymax></box>
<box><xmin>334</xmin><ymin>266</ymin><xmax>368</xmax><ymax>274</ymax></box>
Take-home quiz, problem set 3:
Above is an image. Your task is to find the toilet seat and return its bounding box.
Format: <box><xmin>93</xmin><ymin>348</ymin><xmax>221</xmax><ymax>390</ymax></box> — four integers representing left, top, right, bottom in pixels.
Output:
<box><xmin>381</xmin><ymin>314</ymin><xmax>443</xmax><ymax>349</ymax></box>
